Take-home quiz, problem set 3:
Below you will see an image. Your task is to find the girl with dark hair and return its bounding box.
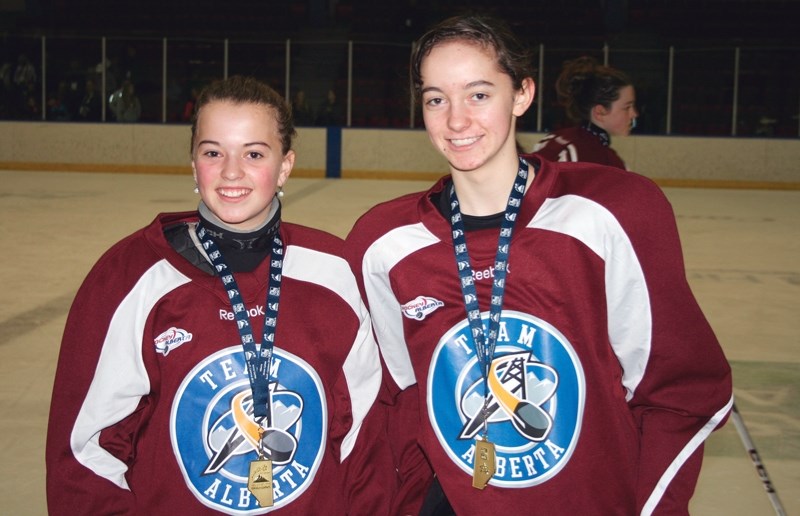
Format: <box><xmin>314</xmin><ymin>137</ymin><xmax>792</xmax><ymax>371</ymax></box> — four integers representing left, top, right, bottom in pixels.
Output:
<box><xmin>346</xmin><ymin>14</ymin><xmax>731</xmax><ymax>516</ymax></box>
<box><xmin>534</xmin><ymin>56</ymin><xmax>637</xmax><ymax>169</ymax></box>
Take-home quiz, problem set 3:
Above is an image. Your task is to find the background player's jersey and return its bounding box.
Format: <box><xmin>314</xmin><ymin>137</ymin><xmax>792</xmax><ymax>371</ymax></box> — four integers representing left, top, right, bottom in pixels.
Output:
<box><xmin>534</xmin><ymin>125</ymin><xmax>627</xmax><ymax>169</ymax></box>
<box><xmin>346</xmin><ymin>157</ymin><xmax>732</xmax><ymax>515</ymax></box>
<box><xmin>47</xmin><ymin>212</ymin><xmax>390</xmax><ymax>515</ymax></box>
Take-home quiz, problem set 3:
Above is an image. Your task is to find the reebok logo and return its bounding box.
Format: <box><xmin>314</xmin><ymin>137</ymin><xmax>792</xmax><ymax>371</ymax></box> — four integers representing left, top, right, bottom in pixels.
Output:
<box><xmin>219</xmin><ymin>304</ymin><xmax>265</xmax><ymax>320</ymax></box>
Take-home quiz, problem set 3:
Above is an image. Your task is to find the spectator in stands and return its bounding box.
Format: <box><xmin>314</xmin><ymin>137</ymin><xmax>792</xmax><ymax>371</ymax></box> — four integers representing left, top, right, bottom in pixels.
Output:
<box><xmin>291</xmin><ymin>89</ymin><xmax>315</xmax><ymax>126</ymax></box>
<box><xmin>21</xmin><ymin>88</ymin><xmax>41</xmax><ymax>120</ymax></box>
<box><xmin>0</xmin><ymin>62</ymin><xmax>13</xmax><ymax>118</ymax></box>
<box><xmin>94</xmin><ymin>56</ymin><xmax>120</xmax><ymax>96</ymax></box>
<box><xmin>315</xmin><ymin>88</ymin><xmax>344</xmax><ymax>126</ymax></box>
<box><xmin>46</xmin><ymin>80</ymin><xmax>72</xmax><ymax>121</ymax></box>
<box><xmin>77</xmin><ymin>78</ymin><xmax>102</xmax><ymax>121</ymax></box>
<box><xmin>181</xmin><ymin>85</ymin><xmax>200</xmax><ymax>122</ymax></box>
<box><xmin>108</xmin><ymin>79</ymin><xmax>141</xmax><ymax>122</ymax></box>
<box><xmin>13</xmin><ymin>53</ymin><xmax>37</xmax><ymax>88</ymax></box>
<box><xmin>533</xmin><ymin>56</ymin><xmax>637</xmax><ymax>169</ymax></box>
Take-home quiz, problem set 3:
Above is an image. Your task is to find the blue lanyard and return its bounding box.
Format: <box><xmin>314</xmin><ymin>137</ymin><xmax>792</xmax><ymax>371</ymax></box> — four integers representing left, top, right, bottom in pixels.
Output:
<box><xmin>196</xmin><ymin>223</ymin><xmax>283</xmax><ymax>423</ymax></box>
<box><xmin>449</xmin><ymin>158</ymin><xmax>528</xmax><ymax>434</ymax></box>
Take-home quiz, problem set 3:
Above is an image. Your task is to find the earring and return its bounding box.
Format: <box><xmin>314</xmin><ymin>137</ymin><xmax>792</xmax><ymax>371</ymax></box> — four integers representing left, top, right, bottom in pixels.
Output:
<box><xmin>276</xmin><ymin>186</ymin><xmax>284</xmax><ymax>198</ymax></box>
<box><xmin>193</xmin><ymin>184</ymin><xmax>199</xmax><ymax>194</ymax></box>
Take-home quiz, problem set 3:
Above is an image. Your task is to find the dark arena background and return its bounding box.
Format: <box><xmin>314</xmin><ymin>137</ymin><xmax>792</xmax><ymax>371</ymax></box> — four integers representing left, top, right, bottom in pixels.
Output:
<box><xmin>2</xmin><ymin>0</ymin><xmax>800</xmax><ymax>136</ymax></box>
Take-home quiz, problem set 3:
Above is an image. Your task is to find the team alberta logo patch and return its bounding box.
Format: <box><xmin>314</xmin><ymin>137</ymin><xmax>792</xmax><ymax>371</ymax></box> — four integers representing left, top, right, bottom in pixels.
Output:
<box><xmin>401</xmin><ymin>295</ymin><xmax>444</xmax><ymax>320</ymax></box>
<box><xmin>428</xmin><ymin>310</ymin><xmax>585</xmax><ymax>488</ymax></box>
<box><xmin>171</xmin><ymin>346</ymin><xmax>326</xmax><ymax>514</ymax></box>
<box><xmin>154</xmin><ymin>326</ymin><xmax>193</xmax><ymax>356</ymax></box>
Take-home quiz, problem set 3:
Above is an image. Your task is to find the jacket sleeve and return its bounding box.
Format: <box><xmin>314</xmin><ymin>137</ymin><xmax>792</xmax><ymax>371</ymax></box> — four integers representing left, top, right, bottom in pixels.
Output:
<box><xmin>46</xmin><ymin>240</ymin><xmax>186</xmax><ymax>515</ymax></box>
<box><xmin>326</xmin><ymin>255</ymin><xmax>399</xmax><ymax>515</ymax></box>
<box><xmin>335</xmin><ymin>369</ymin><xmax>404</xmax><ymax>516</ymax></box>
<box><xmin>343</xmin><ymin>224</ymin><xmax>435</xmax><ymax>515</ymax></box>
<box><xmin>46</xmin><ymin>249</ymin><xmax>142</xmax><ymax>515</ymax></box>
<box><xmin>610</xmin><ymin>180</ymin><xmax>733</xmax><ymax>515</ymax></box>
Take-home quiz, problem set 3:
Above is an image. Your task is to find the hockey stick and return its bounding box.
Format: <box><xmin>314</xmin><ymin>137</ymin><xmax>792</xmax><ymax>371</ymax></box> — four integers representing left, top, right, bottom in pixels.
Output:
<box><xmin>730</xmin><ymin>403</ymin><xmax>786</xmax><ymax>515</ymax></box>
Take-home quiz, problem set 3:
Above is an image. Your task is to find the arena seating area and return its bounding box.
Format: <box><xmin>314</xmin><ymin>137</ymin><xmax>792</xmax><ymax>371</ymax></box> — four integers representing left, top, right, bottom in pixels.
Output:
<box><xmin>2</xmin><ymin>0</ymin><xmax>798</xmax><ymax>136</ymax></box>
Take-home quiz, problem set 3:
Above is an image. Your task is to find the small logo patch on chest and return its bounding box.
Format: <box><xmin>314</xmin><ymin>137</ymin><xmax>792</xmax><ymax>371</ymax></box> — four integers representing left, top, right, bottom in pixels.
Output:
<box><xmin>401</xmin><ymin>296</ymin><xmax>445</xmax><ymax>320</ymax></box>
<box><xmin>154</xmin><ymin>327</ymin><xmax>193</xmax><ymax>356</ymax></box>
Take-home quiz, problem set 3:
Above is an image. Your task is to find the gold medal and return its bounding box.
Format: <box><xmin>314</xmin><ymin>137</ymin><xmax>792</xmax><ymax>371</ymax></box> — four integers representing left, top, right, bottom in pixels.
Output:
<box><xmin>248</xmin><ymin>458</ymin><xmax>274</xmax><ymax>507</ymax></box>
<box><xmin>472</xmin><ymin>437</ymin><xmax>496</xmax><ymax>490</ymax></box>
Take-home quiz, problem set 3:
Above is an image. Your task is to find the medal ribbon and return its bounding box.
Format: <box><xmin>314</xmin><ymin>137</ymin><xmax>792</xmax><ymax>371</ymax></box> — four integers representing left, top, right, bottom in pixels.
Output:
<box><xmin>196</xmin><ymin>223</ymin><xmax>283</xmax><ymax>422</ymax></box>
<box><xmin>449</xmin><ymin>157</ymin><xmax>528</xmax><ymax>436</ymax></box>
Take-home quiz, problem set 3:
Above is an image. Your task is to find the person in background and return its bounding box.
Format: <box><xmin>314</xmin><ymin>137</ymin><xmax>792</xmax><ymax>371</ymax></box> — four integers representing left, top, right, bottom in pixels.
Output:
<box><xmin>315</xmin><ymin>88</ymin><xmax>344</xmax><ymax>126</ymax></box>
<box><xmin>46</xmin><ymin>80</ymin><xmax>72</xmax><ymax>121</ymax></box>
<box><xmin>77</xmin><ymin>78</ymin><xmax>102</xmax><ymax>121</ymax></box>
<box><xmin>291</xmin><ymin>89</ymin><xmax>315</xmax><ymax>126</ymax></box>
<box><xmin>10</xmin><ymin>53</ymin><xmax>39</xmax><ymax>120</ymax></box>
<box><xmin>533</xmin><ymin>55</ymin><xmax>637</xmax><ymax>169</ymax></box>
<box><xmin>0</xmin><ymin>62</ymin><xmax>13</xmax><ymax>118</ymax></box>
<box><xmin>181</xmin><ymin>85</ymin><xmax>200</xmax><ymax>122</ymax></box>
<box><xmin>46</xmin><ymin>75</ymin><xmax>394</xmax><ymax>515</ymax></box>
<box><xmin>345</xmin><ymin>13</ymin><xmax>732</xmax><ymax>515</ymax></box>
<box><xmin>108</xmin><ymin>79</ymin><xmax>142</xmax><ymax>122</ymax></box>
<box><xmin>13</xmin><ymin>53</ymin><xmax>37</xmax><ymax>89</ymax></box>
